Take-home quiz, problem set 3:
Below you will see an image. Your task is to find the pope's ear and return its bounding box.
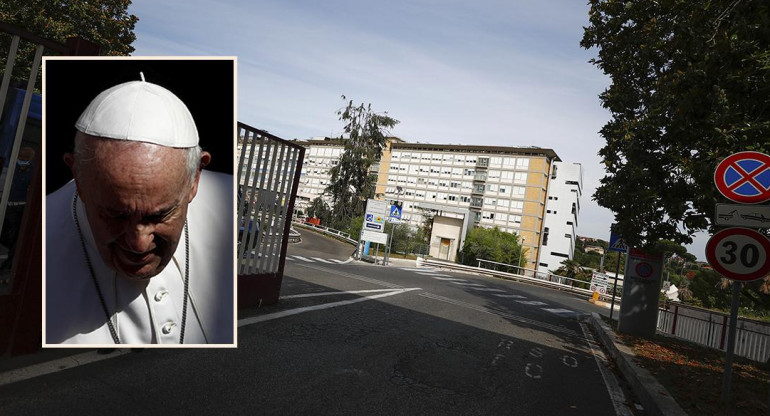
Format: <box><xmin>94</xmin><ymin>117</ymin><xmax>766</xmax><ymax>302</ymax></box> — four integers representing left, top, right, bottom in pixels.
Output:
<box><xmin>63</xmin><ymin>153</ymin><xmax>75</xmax><ymax>171</ymax></box>
<box><xmin>63</xmin><ymin>152</ymin><xmax>84</xmax><ymax>198</ymax></box>
<box><xmin>188</xmin><ymin>151</ymin><xmax>211</xmax><ymax>203</ymax></box>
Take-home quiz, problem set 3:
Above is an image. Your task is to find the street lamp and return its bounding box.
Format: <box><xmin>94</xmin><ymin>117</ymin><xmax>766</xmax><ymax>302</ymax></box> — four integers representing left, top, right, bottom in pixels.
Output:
<box><xmin>519</xmin><ymin>237</ymin><xmax>526</xmax><ymax>271</ymax></box>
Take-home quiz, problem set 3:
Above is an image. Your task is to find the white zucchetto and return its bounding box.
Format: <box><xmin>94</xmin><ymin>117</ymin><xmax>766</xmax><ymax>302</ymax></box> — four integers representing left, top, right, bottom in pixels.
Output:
<box><xmin>75</xmin><ymin>76</ymin><xmax>199</xmax><ymax>148</ymax></box>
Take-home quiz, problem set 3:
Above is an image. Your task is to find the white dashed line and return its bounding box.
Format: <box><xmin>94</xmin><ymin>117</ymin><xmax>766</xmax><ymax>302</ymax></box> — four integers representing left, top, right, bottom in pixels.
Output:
<box><xmin>292</xmin><ymin>255</ymin><xmax>315</xmax><ymax>262</ymax></box>
<box><xmin>469</xmin><ymin>287</ymin><xmax>507</xmax><ymax>293</ymax></box>
<box><xmin>311</xmin><ymin>257</ymin><xmax>334</xmax><ymax>263</ymax></box>
<box><xmin>452</xmin><ymin>282</ymin><xmax>487</xmax><ymax>287</ymax></box>
<box><xmin>493</xmin><ymin>294</ymin><xmax>527</xmax><ymax>299</ymax></box>
<box><xmin>542</xmin><ymin>308</ymin><xmax>577</xmax><ymax>317</ymax></box>
<box><xmin>516</xmin><ymin>300</ymin><xmax>549</xmax><ymax>306</ymax></box>
<box><xmin>430</xmin><ymin>276</ymin><xmax>467</xmax><ymax>282</ymax></box>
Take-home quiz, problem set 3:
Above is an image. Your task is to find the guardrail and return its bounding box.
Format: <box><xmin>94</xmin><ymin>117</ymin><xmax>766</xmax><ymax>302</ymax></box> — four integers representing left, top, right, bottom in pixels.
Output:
<box><xmin>423</xmin><ymin>258</ymin><xmax>598</xmax><ymax>298</ymax></box>
<box><xmin>291</xmin><ymin>221</ymin><xmax>358</xmax><ymax>246</ymax></box>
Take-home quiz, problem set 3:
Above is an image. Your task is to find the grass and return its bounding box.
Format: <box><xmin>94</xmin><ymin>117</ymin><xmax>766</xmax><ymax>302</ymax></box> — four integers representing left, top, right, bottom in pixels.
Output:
<box><xmin>603</xmin><ymin>317</ymin><xmax>769</xmax><ymax>415</ymax></box>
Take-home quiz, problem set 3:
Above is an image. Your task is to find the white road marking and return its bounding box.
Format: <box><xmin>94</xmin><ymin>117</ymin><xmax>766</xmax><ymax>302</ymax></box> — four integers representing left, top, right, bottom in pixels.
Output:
<box><xmin>430</xmin><ymin>276</ymin><xmax>467</xmax><ymax>282</ymax></box>
<box><xmin>0</xmin><ymin>349</ymin><xmax>131</xmax><ymax>387</ymax></box>
<box><xmin>579</xmin><ymin>322</ymin><xmax>633</xmax><ymax>416</ymax></box>
<box><xmin>399</xmin><ymin>267</ymin><xmax>435</xmax><ymax>272</ymax></box>
<box><xmin>543</xmin><ymin>308</ymin><xmax>577</xmax><ymax>317</ymax></box>
<box><xmin>416</xmin><ymin>272</ymin><xmax>451</xmax><ymax>277</ymax></box>
<box><xmin>281</xmin><ymin>289</ymin><xmax>403</xmax><ymax>299</ymax></box>
<box><xmin>524</xmin><ymin>363</ymin><xmax>542</xmax><ymax>379</ymax></box>
<box><xmin>311</xmin><ymin>257</ymin><xmax>334</xmax><ymax>263</ymax></box>
<box><xmin>469</xmin><ymin>287</ymin><xmax>507</xmax><ymax>293</ymax></box>
<box><xmin>419</xmin><ymin>293</ymin><xmax>580</xmax><ymax>338</ymax></box>
<box><xmin>292</xmin><ymin>255</ymin><xmax>315</xmax><ymax>262</ymax></box>
<box><xmin>516</xmin><ymin>300</ymin><xmax>548</xmax><ymax>306</ymax></box>
<box><xmin>238</xmin><ymin>288</ymin><xmax>422</xmax><ymax>326</ymax></box>
<box><xmin>332</xmin><ymin>258</ymin><xmax>353</xmax><ymax>264</ymax></box>
<box><xmin>493</xmin><ymin>294</ymin><xmax>526</xmax><ymax>299</ymax></box>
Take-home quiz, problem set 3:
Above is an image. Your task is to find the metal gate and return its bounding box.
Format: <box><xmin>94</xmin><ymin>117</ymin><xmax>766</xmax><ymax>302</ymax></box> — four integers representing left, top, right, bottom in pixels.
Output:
<box><xmin>237</xmin><ymin>123</ymin><xmax>304</xmax><ymax>307</ymax></box>
<box><xmin>0</xmin><ymin>23</ymin><xmax>99</xmax><ymax>355</ymax></box>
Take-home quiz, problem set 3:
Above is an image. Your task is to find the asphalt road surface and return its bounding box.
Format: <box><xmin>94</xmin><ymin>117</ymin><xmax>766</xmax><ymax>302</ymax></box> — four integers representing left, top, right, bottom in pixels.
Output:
<box><xmin>0</xmin><ymin>229</ymin><xmax>639</xmax><ymax>415</ymax></box>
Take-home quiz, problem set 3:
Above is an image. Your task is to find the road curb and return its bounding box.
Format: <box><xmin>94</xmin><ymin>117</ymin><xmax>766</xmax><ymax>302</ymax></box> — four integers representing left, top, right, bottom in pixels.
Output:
<box><xmin>589</xmin><ymin>313</ymin><xmax>687</xmax><ymax>416</ymax></box>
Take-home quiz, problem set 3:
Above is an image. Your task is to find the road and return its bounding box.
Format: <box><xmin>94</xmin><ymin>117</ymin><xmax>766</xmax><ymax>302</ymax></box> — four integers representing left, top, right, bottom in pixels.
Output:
<box><xmin>0</xmin><ymin>229</ymin><xmax>639</xmax><ymax>415</ymax></box>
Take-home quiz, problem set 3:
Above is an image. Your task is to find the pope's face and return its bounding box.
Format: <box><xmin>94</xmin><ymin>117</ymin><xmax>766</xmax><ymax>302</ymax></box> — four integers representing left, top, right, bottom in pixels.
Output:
<box><xmin>66</xmin><ymin>135</ymin><xmax>203</xmax><ymax>281</ymax></box>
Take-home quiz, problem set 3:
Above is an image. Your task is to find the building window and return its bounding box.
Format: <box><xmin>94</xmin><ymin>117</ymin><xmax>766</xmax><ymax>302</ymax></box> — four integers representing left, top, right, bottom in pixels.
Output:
<box><xmin>551</xmin><ymin>252</ymin><xmax>569</xmax><ymax>258</ymax></box>
<box><xmin>543</xmin><ymin>227</ymin><xmax>549</xmax><ymax>246</ymax></box>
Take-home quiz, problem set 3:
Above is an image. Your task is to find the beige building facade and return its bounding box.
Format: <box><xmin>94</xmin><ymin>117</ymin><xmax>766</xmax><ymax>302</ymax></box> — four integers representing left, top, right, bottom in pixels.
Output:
<box><xmin>293</xmin><ymin>139</ymin><xmax>579</xmax><ymax>271</ymax></box>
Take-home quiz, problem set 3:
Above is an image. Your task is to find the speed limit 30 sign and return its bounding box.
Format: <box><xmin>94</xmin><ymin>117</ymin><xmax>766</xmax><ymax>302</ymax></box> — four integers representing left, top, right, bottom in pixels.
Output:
<box><xmin>706</xmin><ymin>227</ymin><xmax>770</xmax><ymax>281</ymax></box>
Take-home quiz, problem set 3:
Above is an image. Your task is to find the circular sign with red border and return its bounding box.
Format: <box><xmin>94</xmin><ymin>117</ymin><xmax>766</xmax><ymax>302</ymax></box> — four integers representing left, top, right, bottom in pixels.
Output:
<box><xmin>714</xmin><ymin>151</ymin><xmax>770</xmax><ymax>204</ymax></box>
<box><xmin>706</xmin><ymin>227</ymin><xmax>770</xmax><ymax>281</ymax></box>
<box><xmin>635</xmin><ymin>262</ymin><xmax>654</xmax><ymax>278</ymax></box>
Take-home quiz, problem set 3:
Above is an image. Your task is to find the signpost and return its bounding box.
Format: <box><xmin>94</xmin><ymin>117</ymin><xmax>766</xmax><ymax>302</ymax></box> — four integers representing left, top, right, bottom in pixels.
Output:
<box><xmin>709</xmin><ymin>151</ymin><xmax>770</xmax><ymax>404</ymax></box>
<box><xmin>363</xmin><ymin>199</ymin><xmax>388</xmax><ymax>232</ymax></box>
<box><xmin>607</xmin><ymin>225</ymin><xmax>628</xmax><ymax>320</ymax></box>
<box><xmin>590</xmin><ymin>271</ymin><xmax>609</xmax><ymax>296</ymax></box>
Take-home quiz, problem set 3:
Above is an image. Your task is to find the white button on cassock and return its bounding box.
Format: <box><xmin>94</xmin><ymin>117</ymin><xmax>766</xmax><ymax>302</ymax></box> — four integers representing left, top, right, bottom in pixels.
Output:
<box><xmin>154</xmin><ymin>290</ymin><xmax>169</xmax><ymax>302</ymax></box>
<box><xmin>161</xmin><ymin>322</ymin><xmax>176</xmax><ymax>335</ymax></box>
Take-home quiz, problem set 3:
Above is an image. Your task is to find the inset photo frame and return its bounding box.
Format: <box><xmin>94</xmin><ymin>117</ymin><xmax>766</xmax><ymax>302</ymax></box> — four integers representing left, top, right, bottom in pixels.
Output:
<box><xmin>43</xmin><ymin>57</ymin><xmax>237</xmax><ymax>347</ymax></box>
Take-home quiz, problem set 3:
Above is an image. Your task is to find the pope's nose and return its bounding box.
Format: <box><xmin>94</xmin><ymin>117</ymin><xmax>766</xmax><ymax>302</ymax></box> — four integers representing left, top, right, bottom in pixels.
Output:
<box><xmin>122</xmin><ymin>223</ymin><xmax>155</xmax><ymax>254</ymax></box>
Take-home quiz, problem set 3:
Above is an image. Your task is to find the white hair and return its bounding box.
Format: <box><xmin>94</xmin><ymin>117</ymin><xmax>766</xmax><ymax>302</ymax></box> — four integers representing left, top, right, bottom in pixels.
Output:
<box><xmin>73</xmin><ymin>134</ymin><xmax>201</xmax><ymax>184</ymax></box>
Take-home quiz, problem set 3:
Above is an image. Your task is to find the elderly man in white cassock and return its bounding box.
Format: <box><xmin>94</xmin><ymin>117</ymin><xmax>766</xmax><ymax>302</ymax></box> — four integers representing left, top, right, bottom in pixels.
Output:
<box><xmin>46</xmin><ymin>75</ymin><xmax>233</xmax><ymax>345</ymax></box>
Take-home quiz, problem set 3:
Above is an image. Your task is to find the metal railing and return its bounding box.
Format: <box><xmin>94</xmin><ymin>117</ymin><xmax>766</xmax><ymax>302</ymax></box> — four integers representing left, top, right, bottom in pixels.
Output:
<box><xmin>291</xmin><ymin>221</ymin><xmax>357</xmax><ymax>246</ymax></box>
<box><xmin>657</xmin><ymin>304</ymin><xmax>770</xmax><ymax>363</ymax></box>
<box><xmin>423</xmin><ymin>258</ymin><xmax>598</xmax><ymax>298</ymax></box>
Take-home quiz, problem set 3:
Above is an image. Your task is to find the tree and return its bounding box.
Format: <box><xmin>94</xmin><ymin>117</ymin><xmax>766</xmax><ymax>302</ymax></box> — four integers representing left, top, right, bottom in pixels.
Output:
<box><xmin>306</xmin><ymin>196</ymin><xmax>330</xmax><ymax>222</ymax></box>
<box><xmin>459</xmin><ymin>226</ymin><xmax>525</xmax><ymax>268</ymax></box>
<box><xmin>581</xmin><ymin>1</ymin><xmax>770</xmax><ymax>249</ymax></box>
<box><xmin>325</xmin><ymin>96</ymin><xmax>398</xmax><ymax>229</ymax></box>
<box><xmin>1</xmin><ymin>0</ymin><xmax>138</xmax><ymax>89</ymax></box>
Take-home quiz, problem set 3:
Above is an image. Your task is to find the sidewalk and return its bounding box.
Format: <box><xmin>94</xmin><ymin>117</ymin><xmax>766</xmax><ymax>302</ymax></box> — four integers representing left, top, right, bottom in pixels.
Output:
<box><xmin>588</xmin><ymin>313</ymin><xmax>687</xmax><ymax>416</ymax></box>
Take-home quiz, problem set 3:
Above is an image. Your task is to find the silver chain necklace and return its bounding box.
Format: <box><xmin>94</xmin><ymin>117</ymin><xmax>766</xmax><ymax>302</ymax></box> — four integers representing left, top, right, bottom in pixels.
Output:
<box><xmin>72</xmin><ymin>193</ymin><xmax>190</xmax><ymax>344</ymax></box>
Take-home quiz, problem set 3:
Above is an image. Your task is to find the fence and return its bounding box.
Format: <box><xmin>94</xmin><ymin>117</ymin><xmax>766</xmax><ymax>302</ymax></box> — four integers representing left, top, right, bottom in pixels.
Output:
<box><xmin>423</xmin><ymin>258</ymin><xmax>597</xmax><ymax>297</ymax></box>
<box><xmin>237</xmin><ymin>123</ymin><xmax>304</xmax><ymax>307</ymax></box>
<box><xmin>657</xmin><ymin>303</ymin><xmax>770</xmax><ymax>363</ymax></box>
<box><xmin>0</xmin><ymin>23</ymin><xmax>99</xmax><ymax>355</ymax></box>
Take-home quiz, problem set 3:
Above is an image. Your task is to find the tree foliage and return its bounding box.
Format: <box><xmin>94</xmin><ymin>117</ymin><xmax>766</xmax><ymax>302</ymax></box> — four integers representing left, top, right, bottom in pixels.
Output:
<box><xmin>582</xmin><ymin>0</ymin><xmax>770</xmax><ymax>248</ymax></box>
<box><xmin>325</xmin><ymin>96</ymin><xmax>398</xmax><ymax>229</ymax></box>
<box><xmin>459</xmin><ymin>226</ymin><xmax>526</xmax><ymax>267</ymax></box>
<box><xmin>1</xmin><ymin>0</ymin><xmax>138</xmax><ymax>90</ymax></box>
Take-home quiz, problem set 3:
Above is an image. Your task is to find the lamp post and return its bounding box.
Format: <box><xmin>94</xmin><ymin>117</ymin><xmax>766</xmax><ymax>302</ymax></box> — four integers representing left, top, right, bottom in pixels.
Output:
<box><xmin>519</xmin><ymin>237</ymin><xmax>526</xmax><ymax>272</ymax></box>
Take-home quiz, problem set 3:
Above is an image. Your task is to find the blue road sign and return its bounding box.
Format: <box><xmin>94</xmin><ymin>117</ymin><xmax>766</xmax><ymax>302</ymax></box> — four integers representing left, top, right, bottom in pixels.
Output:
<box><xmin>608</xmin><ymin>226</ymin><xmax>628</xmax><ymax>253</ymax></box>
<box><xmin>365</xmin><ymin>214</ymin><xmax>374</xmax><ymax>222</ymax></box>
<box><xmin>389</xmin><ymin>204</ymin><xmax>402</xmax><ymax>219</ymax></box>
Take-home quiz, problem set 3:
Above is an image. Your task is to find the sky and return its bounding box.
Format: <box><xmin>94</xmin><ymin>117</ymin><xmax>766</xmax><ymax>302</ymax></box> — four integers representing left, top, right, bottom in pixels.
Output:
<box><xmin>128</xmin><ymin>0</ymin><xmax>709</xmax><ymax>259</ymax></box>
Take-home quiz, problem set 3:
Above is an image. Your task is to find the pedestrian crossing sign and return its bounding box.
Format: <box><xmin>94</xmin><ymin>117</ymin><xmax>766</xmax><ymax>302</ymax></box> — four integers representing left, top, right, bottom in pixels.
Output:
<box><xmin>608</xmin><ymin>226</ymin><xmax>629</xmax><ymax>253</ymax></box>
<box><xmin>389</xmin><ymin>204</ymin><xmax>402</xmax><ymax>220</ymax></box>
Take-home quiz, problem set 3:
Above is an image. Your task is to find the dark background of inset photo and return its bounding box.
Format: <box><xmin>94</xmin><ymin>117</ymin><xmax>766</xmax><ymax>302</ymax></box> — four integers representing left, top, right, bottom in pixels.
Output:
<box><xmin>44</xmin><ymin>59</ymin><xmax>235</xmax><ymax>193</ymax></box>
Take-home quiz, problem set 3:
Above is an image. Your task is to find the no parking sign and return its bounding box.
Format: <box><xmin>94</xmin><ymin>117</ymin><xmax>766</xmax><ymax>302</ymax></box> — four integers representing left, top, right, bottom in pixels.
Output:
<box><xmin>714</xmin><ymin>151</ymin><xmax>770</xmax><ymax>204</ymax></box>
